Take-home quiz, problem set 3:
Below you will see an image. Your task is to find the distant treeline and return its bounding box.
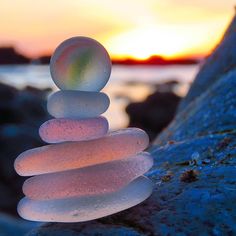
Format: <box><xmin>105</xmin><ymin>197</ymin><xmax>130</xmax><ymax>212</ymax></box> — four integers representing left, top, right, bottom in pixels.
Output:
<box><xmin>112</xmin><ymin>56</ymin><xmax>199</xmax><ymax>66</ymax></box>
<box><xmin>0</xmin><ymin>46</ymin><xmax>199</xmax><ymax>65</ymax></box>
<box><xmin>0</xmin><ymin>47</ymin><xmax>51</xmax><ymax>65</ymax></box>
<box><xmin>0</xmin><ymin>47</ymin><xmax>31</xmax><ymax>64</ymax></box>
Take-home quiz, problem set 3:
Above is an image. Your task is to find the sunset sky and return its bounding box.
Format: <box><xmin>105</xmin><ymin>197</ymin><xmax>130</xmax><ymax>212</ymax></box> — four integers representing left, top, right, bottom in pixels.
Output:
<box><xmin>0</xmin><ymin>0</ymin><xmax>235</xmax><ymax>59</ymax></box>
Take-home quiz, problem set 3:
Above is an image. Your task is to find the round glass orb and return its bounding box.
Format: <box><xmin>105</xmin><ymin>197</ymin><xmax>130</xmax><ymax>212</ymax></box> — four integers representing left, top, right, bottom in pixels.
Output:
<box><xmin>50</xmin><ymin>37</ymin><xmax>112</xmax><ymax>91</ymax></box>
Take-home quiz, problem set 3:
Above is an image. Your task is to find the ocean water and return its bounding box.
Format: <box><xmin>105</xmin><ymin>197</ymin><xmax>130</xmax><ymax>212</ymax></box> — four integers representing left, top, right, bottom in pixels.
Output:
<box><xmin>0</xmin><ymin>64</ymin><xmax>200</xmax><ymax>129</ymax></box>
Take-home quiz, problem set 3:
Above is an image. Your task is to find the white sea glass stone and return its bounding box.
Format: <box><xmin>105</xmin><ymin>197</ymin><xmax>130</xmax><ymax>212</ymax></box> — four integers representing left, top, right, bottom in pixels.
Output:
<box><xmin>15</xmin><ymin>128</ymin><xmax>149</xmax><ymax>176</ymax></box>
<box><xmin>47</xmin><ymin>90</ymin><xmax>110</xmax><ymax>119</ymax></box>
<box><xmin>23</xmin><ymin>152</ymin><xmax>153</xmax><ymax>200</ymax></box>
<box><xmin>39</xmin><ymin>117</ymin><xmax>108</xmax><ymax>143</ymax></box>
<box><xmin>50</xmin><ymin>37</ymin><xmax>112</xmax><ymax>91</ymax></box>
<box><xmin>18</xmin><ymin>176</ymin><xmax>153</xmax><ymax>222</ymax></box>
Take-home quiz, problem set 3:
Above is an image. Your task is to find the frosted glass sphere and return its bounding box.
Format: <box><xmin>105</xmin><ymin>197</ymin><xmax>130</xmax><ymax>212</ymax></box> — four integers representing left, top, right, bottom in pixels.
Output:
<box><xmin>50</xmin><ymin>37</ymin><xmax>112</xmax><ymax>91</ymax></box>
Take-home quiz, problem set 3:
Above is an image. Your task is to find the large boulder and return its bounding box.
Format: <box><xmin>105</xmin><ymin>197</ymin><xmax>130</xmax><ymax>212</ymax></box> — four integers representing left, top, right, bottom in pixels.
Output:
<box><xmin>154</xmin><ymin>69</ymin><xmax>236</xmax><ymax>146</ymax></box>
<box><xmin>177</xmin><ymin>12</ymin><xmax>236</xmax><ymax>112</ymax></box>
<box><xmin>28</xmin><ymin>12</ymin><xmax>236</xmax><ymax>236</ymax></box>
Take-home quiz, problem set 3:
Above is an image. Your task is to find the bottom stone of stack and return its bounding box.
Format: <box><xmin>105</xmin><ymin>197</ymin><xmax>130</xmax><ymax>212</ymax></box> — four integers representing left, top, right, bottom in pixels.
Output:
<box><xmin>23</xmin><ymin>152</ymin><xmax>153</xmax><ymax>200</ymax></box>
<box><xmin>17</xmin><ymin>176</ymin><xmax>153</xmax><ymax>222</ymax></box>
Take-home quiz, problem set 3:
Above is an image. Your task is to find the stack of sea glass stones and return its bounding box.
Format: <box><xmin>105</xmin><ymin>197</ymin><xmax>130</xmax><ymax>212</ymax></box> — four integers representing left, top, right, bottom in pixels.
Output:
<box><xmin>14</xmin><ymin>37</ymin><xmax>154</xmax><ymax>222</ymax></box>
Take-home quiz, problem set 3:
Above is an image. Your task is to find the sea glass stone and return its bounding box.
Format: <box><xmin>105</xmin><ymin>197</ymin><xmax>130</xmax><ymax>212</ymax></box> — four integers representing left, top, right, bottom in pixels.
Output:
<box><xmin>50</xmin><ymin>37</ymin><xmax>112</xmax><ymax>91</ymax></box>
<box><xmin>18</xmin><ymin>176</ymin><xmax>153</xmax><ymax>222</ymax></box>
<box><xmin>23</xmin><ymin>152</ymin><xmax>153</xmax><ymax>200</ymax></box>
<box><xmin>39</xmin><ymin>117</ymin><xmax>108</xmax><ymax>143</ymax></box>
<box><xmin>47</xmin><ymin>90</ymin><xmax>110</xmax><ymax>119</ymax></box>
<box><xmin>14</xmin><ymin>128</ymin><xmax>149</xmax><ymax>176</ymax></box>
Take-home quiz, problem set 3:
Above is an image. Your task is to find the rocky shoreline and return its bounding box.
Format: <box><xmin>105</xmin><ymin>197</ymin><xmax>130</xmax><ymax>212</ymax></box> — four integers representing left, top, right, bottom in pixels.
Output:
<box><xmin>0</xmin><ymin>11</ymin><xmax>235</xmax><ymax>236</ymax></box>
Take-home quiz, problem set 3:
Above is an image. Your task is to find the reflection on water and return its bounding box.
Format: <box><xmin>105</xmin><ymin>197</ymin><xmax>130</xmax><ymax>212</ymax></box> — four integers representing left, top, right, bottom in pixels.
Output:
<box><xmin>0</xmin><ymin>64</ymin><xmax>199</xmax><ymax>129</ymax></box>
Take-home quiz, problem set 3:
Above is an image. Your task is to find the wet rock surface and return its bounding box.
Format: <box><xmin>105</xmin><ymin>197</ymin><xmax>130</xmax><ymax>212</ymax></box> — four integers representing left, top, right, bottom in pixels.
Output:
<box><xmin>28</xmin><ymin>12</ymin><xmax>236</xmax><ymax>236</ymax></box>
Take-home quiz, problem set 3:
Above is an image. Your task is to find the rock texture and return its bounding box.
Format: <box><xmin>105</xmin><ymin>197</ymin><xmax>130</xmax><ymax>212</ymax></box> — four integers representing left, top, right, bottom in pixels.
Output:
<box><xmin>28</xmin><ymin>13</ymin><xmax>236</xmax><ymax>236</ymax></box>
<box><xmin>155</xmin><ymin>69</ymin><xmax>236</xmax><ymax>145</ymax></box>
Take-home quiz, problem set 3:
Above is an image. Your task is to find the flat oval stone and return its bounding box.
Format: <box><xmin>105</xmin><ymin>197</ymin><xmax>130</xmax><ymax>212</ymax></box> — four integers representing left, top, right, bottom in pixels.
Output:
<box><xmin>39</xmin><ymin>117</ymin><xmax>109</xmax><ymax>143</ymax></box>
<box><xmin>14</xmin><ymin>128</ymin><xmax>149</xmax><ymax>176</ymax></box>
<box><xmin>23</xmin><ymin>152</ymin><xmax>153</xmax><ymax>200</ymax></box>
<box><xmin>47</xmin><ymin>90</ymin><xmax>110</xmax><ymax>119</ymax></box>
<box><xmin>50</xmin><ymin>37</ymin><xmax>112</xmax><ymax>91</ymax></box>
<box><xmin>18</xmin><ymin>176</ymin><xmax>153</xmax><ymax>222</ymax></box>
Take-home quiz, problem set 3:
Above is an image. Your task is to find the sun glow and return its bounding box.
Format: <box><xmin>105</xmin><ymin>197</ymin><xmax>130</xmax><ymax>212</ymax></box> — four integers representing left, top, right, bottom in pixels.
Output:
<box><xmin>0</xmin><ymin>0</ymin><xmax>234</xmax><ymax>59</ymax></box>
<box><xmin>105</xmin><ymin>27</ymin><xmax>185</xmax><ymax>59</ymax></box>
<box><xmin>104</xmin><ymin>21</ymin><xmax>228</xmax><ymax>60</ymax></box>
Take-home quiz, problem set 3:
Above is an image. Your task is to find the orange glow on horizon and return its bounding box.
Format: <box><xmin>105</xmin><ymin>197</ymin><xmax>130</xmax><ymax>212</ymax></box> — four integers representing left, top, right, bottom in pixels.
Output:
<box><xmin>102</xmin><ymin>25</ymin><xmax>223</xmax><ymax>60</ymax></box>
<box><xmin>0</xmin><ymin>0</ymin><xmax>235</xmax><ymax>60</ymax></box>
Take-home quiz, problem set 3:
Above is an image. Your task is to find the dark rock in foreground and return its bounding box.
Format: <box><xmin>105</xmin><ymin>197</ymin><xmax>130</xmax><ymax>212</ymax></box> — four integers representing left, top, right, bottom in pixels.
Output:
<box><xmin>28</xmin><ymin>12</ymin><xmax>236</xmax><ymax>236</ymax></box>
<box><xmin>126</xmin><ymin>90</ymin><xmax>180</xmax><ymax>141</ymax></box>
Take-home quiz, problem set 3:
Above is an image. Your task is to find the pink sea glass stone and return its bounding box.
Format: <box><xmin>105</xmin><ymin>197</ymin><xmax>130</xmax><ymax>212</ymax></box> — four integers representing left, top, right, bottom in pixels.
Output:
<box><xmin>39</xmin><ymin>117</ymin><xmax>108</xmax><ymax>143</ymax></box>
<box><xmin>15</xmin><ymin>128</ymin><xmax>149</xmax><ymax>176</ymax></box>
<box><xmin>23</xmin><ymin>152</ymin><xmax>153</xmax><ymax>200</ymax></box>
<box><xmin>18</xmin><ymin>176</ymin><xmax>153</xmax><ymax>222</ymax></box>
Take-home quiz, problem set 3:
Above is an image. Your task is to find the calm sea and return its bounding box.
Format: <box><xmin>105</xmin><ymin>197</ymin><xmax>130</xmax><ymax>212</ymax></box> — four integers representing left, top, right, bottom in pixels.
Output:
<box><xmin>0</xmin><ymin>65</ymin><xmax>200</xmax><ymax>129</ymax></box>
